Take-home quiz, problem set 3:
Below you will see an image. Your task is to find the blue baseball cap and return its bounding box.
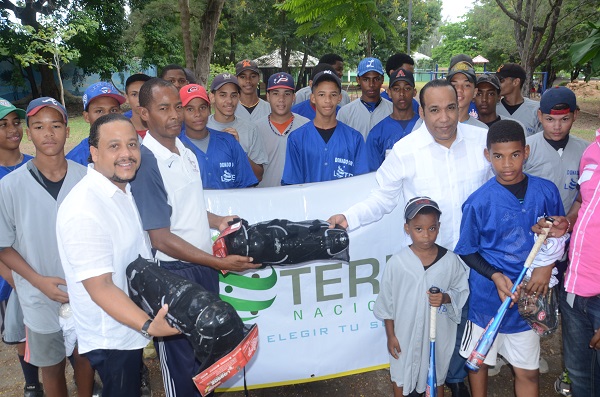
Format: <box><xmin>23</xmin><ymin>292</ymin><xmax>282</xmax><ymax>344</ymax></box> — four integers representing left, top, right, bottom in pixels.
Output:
<box><xmin>311</xmin><ymin>70</ymin><xmax>341</xmax><ymax>92</ymax></box>
<box><xmin>26</xmin><ymin>97</ymin><xmax>68</xmax><ymax>124</ymax></box>
<box><xmin>267</xmin><ymin>72</ymin><xmax>295</xmax><ymax>91</ymax></box>
<box><xmin>82</xmin><ymin>82</ymin><xmax>126</xmax><ymax>111</ymax></box>
<box><xmin>357</xmin><ymin>57</ymin><xmax>384</xmax><ymax>77</ymax></box>
<box><xmin>540</xmin><ymin>86</ymin><xmax>577</xmax><ymax>114</ymax></box>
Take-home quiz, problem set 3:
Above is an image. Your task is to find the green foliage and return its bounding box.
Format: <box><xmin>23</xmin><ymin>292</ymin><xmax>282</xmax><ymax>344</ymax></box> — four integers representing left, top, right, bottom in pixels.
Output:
<box><xmin>570</xmin><ymin>20</ymin><xmax>600</xmax><ymax>80</ymax></box>
<box><xmin>430</xmin><ymin>22</ymin><xmax>479</xmax><ymax>66</ymax></box>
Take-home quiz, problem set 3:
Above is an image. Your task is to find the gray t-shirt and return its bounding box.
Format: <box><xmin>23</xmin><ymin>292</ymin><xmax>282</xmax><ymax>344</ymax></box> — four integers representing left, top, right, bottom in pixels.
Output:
<box><xmin>254</xmin><ymin>113</ymin><xmax>310</xmax><ymax>187</ymax></box>
<box><xmin>524</xmin><ymin>133</ymin><xmax>589</xmax><ymax>211</ymax></box>
<box><xmin>496</xmin><ymin>97</ymin><xmax>541</xmax><ymax>136</ymax></box>
<box><xmin>234</xmin><ymin>98</ymin><xmax>271</xmax><ymax>122</ymax></box>
<box><xmin>337</xmin><ymin>98</ymin><xmax>394</xmax><ymax>140</ymax></box>
<box><xmin>462</xmin><ymin>116</ymin><xmax>488</xmax><ymax>130</ymax></box>
<box><xmin>206</xmin><ymin>115</ymin><xmax>268</xmax><ymax>165</ymax></box>
<box><xmin>0</xmin><ymin>160</ymin><xmax>86</xmax><ymax>333</ymax></box>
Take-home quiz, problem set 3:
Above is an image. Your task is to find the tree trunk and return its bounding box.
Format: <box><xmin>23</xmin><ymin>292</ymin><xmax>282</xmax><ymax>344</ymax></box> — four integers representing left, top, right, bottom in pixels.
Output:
<box><xmin>296</xmin><ymin>49</ymin><xmax>309</xmax><ymax>90</ymax></box>
<box><xmin>366</xmin><ymin>32</ymin><xmax>372</xmax><ymax>57</ymax></box>
<box><xmin>23</xmin><ymin>65</ymin><xmax>40</xmax><ymax>99</ymax></box>
<box><xmin>194</xmin><ymin>0</ymin><xmax>226</xmax><ymax>86</ymax></box>
<box><xmin>39</xmin><ymin>65</ymin><xmax>60</xmax><ymax>100</ymax></box>
<box><xmin>178</xmin><ymin>0</ymin><xmax>194</xmax><ymax>69</ymax></box>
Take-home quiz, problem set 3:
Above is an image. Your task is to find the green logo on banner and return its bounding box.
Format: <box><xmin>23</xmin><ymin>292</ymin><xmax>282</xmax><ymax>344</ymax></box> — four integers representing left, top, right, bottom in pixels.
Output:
<box><xmin>219</xmin><ymin>267</ymin><xmax>278</xmax><ymax>321</ymax></box>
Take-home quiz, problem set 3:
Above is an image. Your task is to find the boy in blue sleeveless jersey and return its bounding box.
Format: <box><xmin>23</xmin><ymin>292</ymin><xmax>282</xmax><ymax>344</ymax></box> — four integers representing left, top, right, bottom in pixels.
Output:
<box><xmin>454</xmin><ymin>120</ymin><xmax>564</xmax><ymax>397</ymax></box>
<box><xmin>282</xmin><ymin>70</ymin><xmax>368</xmax><ymax>185</ymax></box>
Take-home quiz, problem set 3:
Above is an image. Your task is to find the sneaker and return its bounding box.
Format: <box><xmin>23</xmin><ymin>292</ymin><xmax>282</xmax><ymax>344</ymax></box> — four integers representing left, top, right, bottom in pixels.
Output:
<box><xmin>488</xmin><ymin>357</ymin><xmax>506</xmax><ymax>377</ymax></box>
<box><xmin>141</xmin><ymin>363</ymin><xmax>152</xmax><ymax>397</ymax></box>
<box><xmin>539</xmin><ymin>357</ymin><xmax>549</xmax><ymax>374</ymax></box>
<box><xmin>23</xmin><ymin>383</ymin><xmax>43</xmax><ymax>397</ymax></box>
<box><xmin>554</xmin><ymin>370</ymin><xmax>572</xmax><ymax>396</ymax></box>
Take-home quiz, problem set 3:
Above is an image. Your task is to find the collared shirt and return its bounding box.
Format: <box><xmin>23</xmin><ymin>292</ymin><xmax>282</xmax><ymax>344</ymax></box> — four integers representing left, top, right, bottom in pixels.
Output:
<box><xmin>343</xmin><ymin>122</ymin><xmax>492</xmax><ymax>250</ymax></box>
<box><xmin>565</xmin><ymin>133</ymin><xmax>600</xmax><ymax>296</ymax></box>
<box><xmin>56</xmin><ymin>166</ymin><xmax>151</xmax><ymax>353</ymax></box>
<box><xmin>234</xmin><ymin>98</ymin><xmax>272</xmax><ymax>122</ymax></box>
<box><xmin>337</xmin><ymin>97</ymin><xmax>394</xmax><ymax>140</ymax></box>
<box><xmin>0</xmin><ymin>160</ymin><xmax>86</xmax><ymax>333</ymax></box>
<box><xmin>131</xmin><ymin>133</ymin><xmax>212</xmax><ymax>261</ymax></box>
<box><xmin>496</xmin><ymin>98</ymin><xmax>542</xmax><ymax>136</ymax></box>
<box><xmin>206</xmin><ymin>115</ymin><xmax>268</xmax><ymax>166</ymax></box>
<box><xmin>294</xmin><ymin>86</ymin><xmax>352</xmax><ymax>107</ymax></box>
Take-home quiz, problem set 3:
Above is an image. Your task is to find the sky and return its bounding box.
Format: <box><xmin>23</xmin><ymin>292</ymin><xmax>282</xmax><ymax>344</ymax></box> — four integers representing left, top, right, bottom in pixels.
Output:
<box><xmin>442</xmin><ymin>0</ymin><xmax>475</xmax><ymax>22</ymax></box>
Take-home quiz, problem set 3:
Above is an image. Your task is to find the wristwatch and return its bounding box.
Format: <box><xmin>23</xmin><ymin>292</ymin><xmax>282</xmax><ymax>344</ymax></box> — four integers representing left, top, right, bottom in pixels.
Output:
<box><xmin>141</xmin><ymin>319</ymin><xmax>152</xmax><ymax>338</ymax></box>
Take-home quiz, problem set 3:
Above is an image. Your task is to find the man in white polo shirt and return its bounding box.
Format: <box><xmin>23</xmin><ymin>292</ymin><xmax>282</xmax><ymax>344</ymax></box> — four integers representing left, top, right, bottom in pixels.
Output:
<box><xmin>57</xmin><ymin>113</ymin><xmax>179</xmax><ymax>397</ymax></box>
<box><xmin>131</xmin><ymin>78</ymin><xmax>260</xmax><ymax>397</ymax></box>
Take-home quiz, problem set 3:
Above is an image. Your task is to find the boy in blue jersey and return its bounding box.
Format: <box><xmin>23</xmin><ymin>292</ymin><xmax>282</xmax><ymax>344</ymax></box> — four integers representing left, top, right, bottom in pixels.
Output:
<box><xmin>454</xmin><ymin>120</ymin><xmax>564</xmax><ymax>397</ymax></box>
<box><xmin>366</xmin><ymin>68</ymin><xmax>421</xmax><ymax>171</ymax></box>
<box><xmin>282</xmin><ymin>70</ymin><xmax>368</xmax><ymax>185</ymax></box>
<box><xmin>380</xmin><ymin>53</ymin><xmax>419</xmax><ymax>114</ymax></box>
<box><xmin>0</xmin><ymin>99</ymin><xmax>40</xmax><ymax>397</ymax></box>
<box><xmin>291</xmin><ymin>63</ymin><xmax>342</xmax><ymax>121</ymax></box>
<box><xmin>179</xmin><ymin>83</ymin><xmax>257</xmax><ymax>189</ymax></box>
<box><xmin>66</xmin><ymin>82</ymin><xmax>126</xmax><ymax>164</ymax></box>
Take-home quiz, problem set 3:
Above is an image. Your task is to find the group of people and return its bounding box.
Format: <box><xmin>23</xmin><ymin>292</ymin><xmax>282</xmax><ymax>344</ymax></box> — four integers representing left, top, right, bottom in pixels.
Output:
<box><xmin>0</xmin><ymin>49</ymin><xmax>597</xmax><ymax>397</ymax></box>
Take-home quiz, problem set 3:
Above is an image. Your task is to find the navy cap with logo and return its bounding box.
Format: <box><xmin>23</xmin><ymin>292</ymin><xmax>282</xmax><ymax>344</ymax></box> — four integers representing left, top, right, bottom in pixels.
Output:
<box><xmin>311</xmin><ymin>70</ymin><xmax>342</xmax><ymax>92</ymax></box>
<box><xmin>389</xmin><ymin>68</ymin><xmax>415</xmax><ymax>88</ymax></box>
<box><xmin>476</xmin><ymin>74</ymin><xmax>501</xmax><ymax>92</ymax></box>
<box><xmin>539</xmin><ymin>86</ymin><xmax>577</xmax><ymax>115</ymax></box>
<box><xmin>235</xmin><ymin>59</ymin><xmax>260</xmax><ymax>76</ymax></box>
<box><xmin>267</xmin><ymin>72</ymin><xmax>295</xmax><ymax>91</ymax></box>
<box><xmin>26</xmin><ymin>97</ymin><xmax>68</xmax><ymax>124</ymax></box>
<box><xmin>496</xmin><ymin>63</ymin><xmax>526</xmax><ymax>82</ymax></box>
<box><xmin>404</xmin><ymin>196</ymin><xmax>442</xmax><ymax>220</ymax></box>
<box><xmin>210</xmin><ymin>73</ymin><xmax>241</xmax><ymax>92</ymax></box>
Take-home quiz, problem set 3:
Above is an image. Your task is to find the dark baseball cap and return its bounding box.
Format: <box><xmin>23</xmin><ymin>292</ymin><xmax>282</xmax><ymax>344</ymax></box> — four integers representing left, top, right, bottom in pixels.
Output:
<box><xmin>496</xmin><ymin>63</ymin><xmax>526</xmax><ymax>82</ymax></box>
<box><xmin>235</xmin><ymin>59</ymin><xmax>260</xmax><ymax>76</ymax></box>
<box><xmin>539</xmin><ymin>86</ymin><xmax>577</xmax><ymax>115</ymax></box>
<box><xmin>476</xmin><ymin>74</ymin><xmax>501</xmax><ymax>92</ymax></box>
<box><xmin>311</xmin><ymin>70</ymin><xmax>341</xmax><ymax>92</ymax></box>
<box><xmin>210</xmin><ymin>73</ymin><xmax>240</xmax><ymax>92</ymax></box>
<box><xmin>310</xmin><ymin>63</ymin><xmax>337</xmax><ymax>81</ymax></box>
<box><xmin>26</xmin><ymin>97</ymin><xmax>68</xmax><ymax>124</ymax></box>
<box><xmin>267</xmin><ymin>72</ymin><xmax>295</xmax><ymax>91</ymax></box>
<box><xmin>447</xmin><ymin>54</ymin><xmax>476</xmax><ymax>84</ymax></box>
<box><xmin>389</xmin><ymin>68</ymin><xmax>415</xmax><ymax>88</ymax></box>
<box><xmin>404</xmin><ymin>196</ymin><xmax>442</xmax><ymax>220</ymax></box>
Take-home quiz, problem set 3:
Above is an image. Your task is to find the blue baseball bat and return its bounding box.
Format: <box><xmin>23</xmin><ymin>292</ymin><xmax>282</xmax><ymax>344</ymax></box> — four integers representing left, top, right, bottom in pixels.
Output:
<box><xmin>426</xmin><ymin>286</ymin><xmax>440</xmax><ymax>397</ymax></box>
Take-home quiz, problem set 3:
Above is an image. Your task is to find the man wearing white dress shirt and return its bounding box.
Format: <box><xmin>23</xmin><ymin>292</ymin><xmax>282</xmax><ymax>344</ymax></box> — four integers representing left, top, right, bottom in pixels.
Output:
<box><xmin>328</xmin><ymin>79</ymin><xmax>492</xmax><ymax>397</ymax></box>
<box><xmin>56</xmin><ymin>114</ymin><xmax>179</xmax><ymax>396</ymax></box>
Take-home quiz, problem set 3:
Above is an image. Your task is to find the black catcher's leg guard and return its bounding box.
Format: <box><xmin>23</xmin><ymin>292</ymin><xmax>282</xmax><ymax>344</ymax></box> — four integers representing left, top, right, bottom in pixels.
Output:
<box><xmin>126</xmin><ymin>256</ymin><xmax>247</xmax><ymax>372</ymax></box>
<box><xmin>213</xmin><ymin>219</ymin><xmax>350</xmax><ymax>266</ymax></box>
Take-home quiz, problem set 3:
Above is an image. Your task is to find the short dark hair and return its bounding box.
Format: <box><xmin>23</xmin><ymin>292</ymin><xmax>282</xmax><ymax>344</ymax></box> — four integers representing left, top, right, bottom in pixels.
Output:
<box><xmin>406</xmin><ymin>206</ymin><xmax>441</xmax><ymax>223</ymax></box>
<box><xmin>160</xmin><ymin>64</ymin><xmax>186</xmax><ymax>78</ymax></box>
<box><xmin>319</xmin><ymin>53</ymin><xmax>344</xmax><ymax>65</ymax></box>
<box><xmin>486</xmin><ymin>119</ymin><xmax>526</xmax><ymax>149</ymax></box>
<box><xmin>386</xmin><ymin>53</ymin><xmax>414</xmax><ymax>77</ymax></box>
<box><xmin>125</xmin><ymin>73</ymin><xmax>151</xmax><ymax>93</ymax></box>
<box><xmin>139</xmin><ymin>78</ymin><xmax>175</xmax><ymax>108</ymax></box>
<box><xmin>419</xmin><ymin>79</ymin><xmax>457</xmax><ymax>109</ymax></box>
<box><xmin>88</xmin><ymin>113</ymin><xmax>133</xmax><ymax>163</ymax></box>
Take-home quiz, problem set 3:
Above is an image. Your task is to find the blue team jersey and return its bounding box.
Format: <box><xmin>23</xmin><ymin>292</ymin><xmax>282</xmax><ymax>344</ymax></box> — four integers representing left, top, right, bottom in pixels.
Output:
<box><xmin>366</xmin><ymin>114</ymin><xmax>420</xmax><ymax>171</ymax></box>
<box><xmin>281</xmin><ymin>121</ymin><xmax>369</xmax><ymax>185</ymax></box>
<box><xmin>290</xmin><ymin>100</ymin><xmax>341</xmax><ymax>121</ymax></box>
<box><xmin>124</xmin><ymin>109</ymin><xmax>133</xmax><ymax>118</ymax></box>
<box><xmin>66</xmin><ymin>138</ymin><xmax>90</xmax><ymax>165</ymax></box>
<box><xmin>0</xmin><ymin>153</ymin><xmax>33</xmax><ymax>301</ymax></box>
<box><xmin>454</xmin><ymin>175</ymin><xmax>564</xmax><ymax>333</ymax></box>
<box><xmin>179</xmin><ymin>129</ymin><xmax>258</xmax><ymax>189</ymax></box>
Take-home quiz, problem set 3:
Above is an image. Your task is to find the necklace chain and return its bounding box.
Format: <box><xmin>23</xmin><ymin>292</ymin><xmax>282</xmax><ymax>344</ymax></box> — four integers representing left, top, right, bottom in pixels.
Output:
<box><xmin>241</xmin><ymin>98</ymin><xmax>260</xmax><ymax>108</ymax></box>
<box><xmin>0</xmin><ymin>153</ymin><xmax>24</xmax><ymax>172</ymax></box>
<box><xmin>268</xmin><ymin>115</ymin><xmax>294</xmax><ymax>136</ymax></box>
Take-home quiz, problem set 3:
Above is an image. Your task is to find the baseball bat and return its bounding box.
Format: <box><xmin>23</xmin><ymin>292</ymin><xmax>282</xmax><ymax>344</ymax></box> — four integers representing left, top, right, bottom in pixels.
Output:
<box><xmin>426</xmin><ymin>286</ymin><xmax>440</xmax><ymax>397</ymax></box>
<box><xmin>465</xmin><ymin>217</ymin><xmax>553</xmax><ymax>372</ymax></box>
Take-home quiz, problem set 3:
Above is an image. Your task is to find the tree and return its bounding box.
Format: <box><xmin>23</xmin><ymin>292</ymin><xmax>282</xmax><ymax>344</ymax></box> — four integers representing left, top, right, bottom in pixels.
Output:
<box><xmin>430</xmin><ymin>21</ymin><xmax>480</xmax><ymax>67</ymax></box>
<box><xmin>494</xmin><ymin>0</ymin><xmax>597</xmax><ymax>95</ymax></box>
<box><xmin>570</xmin><ymin>20</ymin><xmax>600</xmax><ymax>80</ymax></box>
<box><xmin>11</xmin><ymin>12</ymin><xmax>97</xmax><ymax>105</ymax></box>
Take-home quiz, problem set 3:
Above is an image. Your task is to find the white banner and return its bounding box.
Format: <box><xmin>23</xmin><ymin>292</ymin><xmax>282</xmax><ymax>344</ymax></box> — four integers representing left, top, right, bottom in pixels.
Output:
<box><xmin>205</xmin><ymin>173</ymin><xmax>408</xmax><ymax>391</ymax></box>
